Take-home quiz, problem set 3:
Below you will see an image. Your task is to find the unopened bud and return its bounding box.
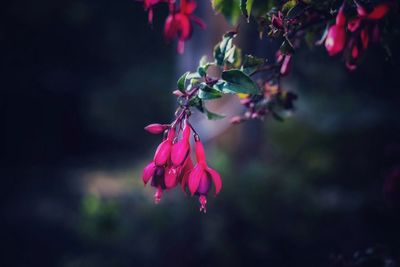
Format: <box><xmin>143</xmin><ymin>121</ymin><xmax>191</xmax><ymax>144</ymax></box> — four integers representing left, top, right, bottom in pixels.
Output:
<box><xmin>144</xmin><ymin>123</ymin><xmax>168</xmax><ymax>134</ymax></box>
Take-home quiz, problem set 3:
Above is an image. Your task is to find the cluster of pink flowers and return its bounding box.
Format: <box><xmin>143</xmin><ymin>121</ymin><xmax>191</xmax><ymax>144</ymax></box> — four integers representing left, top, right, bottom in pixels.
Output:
<box><xmin>324</xmin><ymin>1</ymin><xmax>391</xmax><ymax>70</ymax></box>
<box><xmin>142</xmin><ymin>119</ymin><xmax>222</xmax><ymax>213</ymax></box>
<box><xmin>139</xmin><ymin>0</ymin><xmax>205</xmax><ymax>54</ymax></box>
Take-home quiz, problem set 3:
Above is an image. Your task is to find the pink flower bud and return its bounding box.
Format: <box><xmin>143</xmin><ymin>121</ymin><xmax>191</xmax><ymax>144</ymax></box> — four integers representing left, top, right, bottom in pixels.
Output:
<box><xmin>230</xmin><ymin>116</ymin><xmax>243</xmax><ymax>124</ymax></box>
<box><xmin>325</xmin><ymin>24</ymin><xmax>346</xmax><ymax>56</ymax></box>
<box><xmin>280</xmin><ymin>55</ymin><xmax>292</xmax><ymax>76</ymax></box>
<box><xmin>144</xmin><ymin>123</ymin><xmax>167</xmax><ymax>134</ymax></box>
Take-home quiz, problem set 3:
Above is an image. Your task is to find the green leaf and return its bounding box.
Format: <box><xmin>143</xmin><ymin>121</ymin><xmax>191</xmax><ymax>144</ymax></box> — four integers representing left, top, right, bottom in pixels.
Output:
<box><xmin>198</xmin><ymin>83</ymin><xmax>223</xmax><ymax>100</ymax></box>
<box><xmin>211</xmin><ymin>0</ymin><xmax>241</xmax><ymax>25</ymax></box>
<box><xmin>241</xmin><ymin>54</ymin><xmax>265</xmax><ymax>75</ymax></box>
<box><xmin>221</xmin><ymin>69</ymin><xmax>260</xmax><ymax>94</ymax></box>
<box><xmin>214</xmin><ymin>31</ymin><xmax>237</xmax><ymax>66</ymax></box>
<box><xmin>177</xmin><ymin>71</ymin><xmax>190</xmax><ymax>92</ymax></box>
<box><xmin>282</xmin><ymin>0</ymin><xmax>297</xmax><ymax>13</ymax></box>
<box><xmin>189</xmin><ymin>96</ymin><xmax>204</xmax><ymax>112</ymax></box>
<box><xmin>225</xmin><ymin>46</ymin><xmax>242</xmax><ymax>68</ymax></box>
<box><xmin>204</xmin><ymin>107</ymin><xmax>225</xmax><ymax>120</ymax></box>
<box><xmin>240</xmin><ymin>0</ymin><xmax>254</xmax><ymax>21</ymax></box>
<box><xmin>186</xmin><ymin>72</ymin><xmax>201</xmax><ymax>79</ymax></box>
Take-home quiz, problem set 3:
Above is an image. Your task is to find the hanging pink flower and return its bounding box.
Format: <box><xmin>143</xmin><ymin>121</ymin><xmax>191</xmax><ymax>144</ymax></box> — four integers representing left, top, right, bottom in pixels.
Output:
<box><xmin>182</xmin><ymin>137</ymin><xmax>222</xmax><ymax>213</ymax></box>
<box><xmin>164</xmin><ymin>0</ymin><xmax>206</xmax><ymax>53</ymax></box>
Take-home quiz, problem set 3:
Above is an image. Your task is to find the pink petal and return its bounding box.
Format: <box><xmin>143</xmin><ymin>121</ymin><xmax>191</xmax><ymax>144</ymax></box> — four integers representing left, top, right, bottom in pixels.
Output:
<box><xmin>206</xmin><ymin>167</ymin><xmax>222</xmax><ymax>195</ymax></box>
<box><xmin>280</xmin><ymin>55</ymin><xmax>292</xmax><ymax>76</ymax></box>
<box><xmin>190</xmin><ymin>15</ymin><xmax>206</xmax><ymax>30</ymax></box>
<box><xmin>360</xmin><ymin>29</ymin><xmax>369</xmax><ymax>50</ymax></box>
<box><xmin>171</xmin><ymin>139</ymin><xmax>190</xmax><ymax>166</ymax></box>
<box><xmin>367</xmin><ymin>3</ymin><xmax>390</xmax><ymax>20</ymax></box>
<box><xmin>197</xmin><ymin>172</ymin><xmax>211</xmax><ymax>195</ymax></box>
<box><xmin>153</xmin><ymin>139</ymin><xmax>172</xmax><ymax>166</ymax></box>
<box><xmin>165</xmin><ymin>166</ymin><xmax>179</xmax><ymax>189</ymax></box>
<box><xmin>176</xmin><ymin>14</ymin><xmax>192</xmax><ymax>40</ymax></box>
<box><xmin>142</xmin><ymin>162</ymin><xmax>156</xmax><ymax>185</ymax></box>
<box><xmin>164</xmin><ymin>14</ymin><xmax>178</xmax><ymax>41</ymax></box>
<box><xmin>351</xmin><ymin>45</ymin><xmax>359</xmax><ymax>59</ymax></box>
<box><xmin>188</xmin><ymin>164</ymin><xmax>204</xmax><ymax>195</ymax></box>
<box><xmin>372</xmin><ymin>24</ymin><xmax>380</xmax><ymax>42</ymax></box>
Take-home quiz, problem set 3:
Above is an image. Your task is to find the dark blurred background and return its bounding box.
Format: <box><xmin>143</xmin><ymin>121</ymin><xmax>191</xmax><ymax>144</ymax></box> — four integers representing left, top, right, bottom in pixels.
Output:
<box><xmin>1</xmin><ymin>1</ymin><xmax>400</xmax><ymax>267</ymax></box>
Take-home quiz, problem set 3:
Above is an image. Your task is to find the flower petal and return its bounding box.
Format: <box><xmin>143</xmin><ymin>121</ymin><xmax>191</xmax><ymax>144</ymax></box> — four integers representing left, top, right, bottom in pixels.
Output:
<box><xmin>165</xmin><ymin>166</ymin><xmax>179</xmax><ymax>189</ymax></box>
<box><xmin>171</xmin><ymin>139</ymin><xmax>190</xmax><ymax>166</ymax></box>
<box><xmin>142</xmin><ymin>162</ymin><xmax>155</xmax><ymax>185</ymax></box>
<box><xmin>188</xmin><ymin>164</ymin><xmax>203</xmax><ymax>195</ymax></box>
<box><xmin>154</xmin><ymin>139</ymin><xmax>171</xmax><ymax>166</ymax></box>
<box><xmin>206</xmin><ymin>167</ymin><xmax>222</xmax><ymax>195</ymax></box>
<box><xmin>367</xmin><ymin>3</ymin><xmax>390</xmax><ymax>20</ymax></box>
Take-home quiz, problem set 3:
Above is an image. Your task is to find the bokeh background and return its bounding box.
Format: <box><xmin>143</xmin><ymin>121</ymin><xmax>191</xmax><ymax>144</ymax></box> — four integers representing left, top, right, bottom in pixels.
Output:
<box><xmin>1</xmin><ymin>1</ymin><xmax>400</xmax><ymax>267</ymax></box>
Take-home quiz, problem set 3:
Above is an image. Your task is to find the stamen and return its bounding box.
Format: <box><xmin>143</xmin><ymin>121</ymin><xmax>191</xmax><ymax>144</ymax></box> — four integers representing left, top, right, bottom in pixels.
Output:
<box><xmin>199</xmin><ymin>195</ymin><xmax>207</xmax><ymax>213</ymax></box>
<box><xmin>154</xmin><ymin>187</ymin><xmax>162</xmax><ymax>204</ymax></box>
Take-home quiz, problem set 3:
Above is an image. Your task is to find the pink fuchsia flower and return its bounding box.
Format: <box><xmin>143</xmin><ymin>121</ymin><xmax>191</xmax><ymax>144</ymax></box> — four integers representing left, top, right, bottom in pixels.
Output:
<box><xmin>344</xmin><ymin>2</ymin><xmax>391</xmax><ymax>70</ymax></box>
<box><xmin>164</xmin><ymin>0</ymin><xmax>206</xmax><ymax>54</ymax></box>
<box><xmin>166</xmin><ymin>155</ymin><xmax>194</xmax><ymax>189</ymax></box>
<box><xmin>142</xmin><ymin>162</ymin><xmax>168</xmax><ymax>203</ymax></box>
<box><xmin>182</xmin><ymin>137</ymin><xmax>222</xmax><ymax>213</ymax></box>
<box><xmin>356</xmin><ymin>2</ymin><xmax>391</xmax><ymax>20</ymax></box>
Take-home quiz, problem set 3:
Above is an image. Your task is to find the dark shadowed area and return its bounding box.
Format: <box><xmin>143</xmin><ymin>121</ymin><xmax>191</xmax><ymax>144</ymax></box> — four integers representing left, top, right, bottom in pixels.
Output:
<box><xmin>1</xmin><ymin>1</ymin><xmax>400</xmax><ymax>267</ymax></box>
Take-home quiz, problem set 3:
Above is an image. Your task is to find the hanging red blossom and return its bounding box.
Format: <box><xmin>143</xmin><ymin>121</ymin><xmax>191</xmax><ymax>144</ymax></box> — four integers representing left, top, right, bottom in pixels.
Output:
<box><xmin>164</xmin><ymin>0</ymin><xmax>206</xmax><ymax>53</ymax></box>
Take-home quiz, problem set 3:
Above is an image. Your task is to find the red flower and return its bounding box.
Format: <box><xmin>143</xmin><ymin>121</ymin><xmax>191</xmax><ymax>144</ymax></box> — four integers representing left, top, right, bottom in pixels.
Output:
<box><xmin>344</xmin><ymin>2</ymin><xmax>391</xmax><ymax>70</ymax></box>
<box><xmin>163</xmin><ymin>0</ymin><xmax>205</xmax><ymax>54</ymax></box>
<box><xmin>182</xmin><ymin>137</ymin><xmax>222</xmax><ymax>213</ymax></box>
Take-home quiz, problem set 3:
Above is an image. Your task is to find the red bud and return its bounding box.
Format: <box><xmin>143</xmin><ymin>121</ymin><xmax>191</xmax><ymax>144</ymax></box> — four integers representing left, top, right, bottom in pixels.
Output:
<box><xmin>144</xmin><ymin>123</ymin><xmax>167</xmax><ymax>134</ymax></box>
